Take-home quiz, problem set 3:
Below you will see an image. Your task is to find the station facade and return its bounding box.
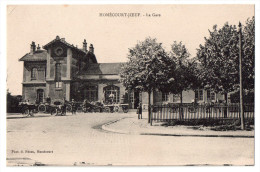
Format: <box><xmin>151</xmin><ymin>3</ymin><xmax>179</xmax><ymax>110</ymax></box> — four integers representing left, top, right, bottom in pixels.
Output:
<box><xmin>19</xmin><ymin>36</ymin><xmax>225</xmax><ymax>109</ymax></box>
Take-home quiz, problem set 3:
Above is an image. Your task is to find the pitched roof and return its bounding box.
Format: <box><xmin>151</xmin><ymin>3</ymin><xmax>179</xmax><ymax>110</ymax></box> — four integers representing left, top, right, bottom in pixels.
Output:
<box><xmin>19</xmin><ymin>50</ymin><xmax>47</xmax><ymax>61</ymax></box>
<box><xmin>42</xmin><ymin>36</ymin><xmax>97</xmax><ymax>63</ymax></box>
<box><xmin>78</xmin><ymin>63</ymin><xmax>125</xmax><ymax>75</ymax></box>
<box><xmin>43</xmin><ymin>36</ymin><xmax>87</xmax><ymax>55</ymax></box>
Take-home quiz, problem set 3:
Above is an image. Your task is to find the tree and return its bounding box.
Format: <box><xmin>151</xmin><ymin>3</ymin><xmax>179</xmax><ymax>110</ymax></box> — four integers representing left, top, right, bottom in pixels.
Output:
<box><xmin>242</xmin><ymin>17</ymin><xmax>255</xmax><ymax>91</ymax></box>
<box><xmin>7</xmin><ymin>89</ymin><xmax>22</xmax><ymax>113</ymax></box>
<box><xmin>196</xmin><ymin>17</ymin><xmax>255</xmax><ymax>102</ymax></box>
<box><xmin>120</xmin><ymin>37</ymin><xmax>174</xmax><ymax>123</ymax></box>
<box><xmin>163</xmin><ymin>41</ymin><xmax>199</xmax><ymax>118</ymax></box>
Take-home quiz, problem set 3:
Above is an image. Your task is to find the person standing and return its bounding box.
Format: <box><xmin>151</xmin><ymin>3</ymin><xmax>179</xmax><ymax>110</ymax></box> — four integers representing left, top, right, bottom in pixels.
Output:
<box><xmin>137</xmin><ymin>102</ymin><xmax>142</xmax><ymax>119</ymax></box>
<box><xmin>71</xmin><ymin>99</ymin><xmax>76</xmax><ymax>115</ymax></box>
<box><xmin>62</xmin><ymin>98</ymin><xmax>67</xmax><ymax>116</ymax></box>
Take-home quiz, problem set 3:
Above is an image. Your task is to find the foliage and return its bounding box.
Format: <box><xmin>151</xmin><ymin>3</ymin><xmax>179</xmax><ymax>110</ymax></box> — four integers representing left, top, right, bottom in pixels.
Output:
<box><xmin>120</xmin><ymin>37</ymin><xmax>174</xmax><ymax>123</ymax></box>
<box><xmin>242</xmin><ymin>17</ymin><xmax>255</xmax><ymax>91</ymax></box>
<box><xmin>120</xmin><ymin>37</ymin><xmax>174</xmax><ymax>93</ymax></box>
<box><xmin>7</xmin><ymin>90</ymin><xmax>22</xmax><ymax>113</ymax></box>
<box><xmin>196</xmin><ymin>17</ymin><xmax>255</xmax><ymax>95</ymax></box>
<box><xmin>164</xmin><ymin>41</ymin><xmax>200</xmax><ymax>99</ymax></box>
<box><xmin>230</xmin><ymin>90</ymin><xmax>254</xmax><ymax>103</ymax></box>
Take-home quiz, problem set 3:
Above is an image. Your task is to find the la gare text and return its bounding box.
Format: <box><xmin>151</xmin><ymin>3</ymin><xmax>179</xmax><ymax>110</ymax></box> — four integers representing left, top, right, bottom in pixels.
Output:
<box><xmin>99</xmin><ymin>13</ymin><xmax>161</xmax><ymax>18</ymax></box>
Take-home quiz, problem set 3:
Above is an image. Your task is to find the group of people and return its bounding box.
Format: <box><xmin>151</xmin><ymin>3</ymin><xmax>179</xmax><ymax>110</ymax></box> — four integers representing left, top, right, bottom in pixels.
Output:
<box><xmin>19</xmin><ymin>96</ymin><xmax>143</xmax><ymax>116</ymax></box>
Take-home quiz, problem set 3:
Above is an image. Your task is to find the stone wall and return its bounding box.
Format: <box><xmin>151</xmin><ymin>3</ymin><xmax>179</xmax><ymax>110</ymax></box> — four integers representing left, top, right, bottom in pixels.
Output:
<box><xmin>24</xmin><ymin>62</ymin><xmax>46</xmax><ymax>82</ymax></box>
<box><xmin>23</xmin><ymin>84</ymin><xmax>46</xmax><ymax>103</ymax></box>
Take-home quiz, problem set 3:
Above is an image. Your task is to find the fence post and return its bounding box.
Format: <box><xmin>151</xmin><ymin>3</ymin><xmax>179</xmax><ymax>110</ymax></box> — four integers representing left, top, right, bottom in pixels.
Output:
<box><xmin>150</xmin><ymin>105</ymin><xmax>153</xmax><ymax>126</ymax></box>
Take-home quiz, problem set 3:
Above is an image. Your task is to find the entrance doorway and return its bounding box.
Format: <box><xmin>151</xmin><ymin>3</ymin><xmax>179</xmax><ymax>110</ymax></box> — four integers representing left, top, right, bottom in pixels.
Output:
<box><xmin>130</xmin><ymin>91</ymin><xmax>140</xmax><ymax>109</ymax></box>
<box><xmin>37</xmin><ymin>89</ymin><xmax>44</xmax><ymax>103</ymax></box>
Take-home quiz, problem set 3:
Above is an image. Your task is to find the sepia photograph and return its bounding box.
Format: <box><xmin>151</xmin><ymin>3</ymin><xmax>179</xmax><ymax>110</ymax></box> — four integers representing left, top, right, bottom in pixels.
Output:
<box><xmin>3</xmin><ymin>3</ymin><xmax>257</xmax><ymax>167</ymax></box>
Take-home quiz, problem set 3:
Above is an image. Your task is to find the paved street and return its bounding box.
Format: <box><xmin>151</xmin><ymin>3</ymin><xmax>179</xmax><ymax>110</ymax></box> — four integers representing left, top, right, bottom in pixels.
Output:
<box><xmin>6</xmin><ymin>112</ymin><xmax>254</xmax><ymax>166</ymax></box>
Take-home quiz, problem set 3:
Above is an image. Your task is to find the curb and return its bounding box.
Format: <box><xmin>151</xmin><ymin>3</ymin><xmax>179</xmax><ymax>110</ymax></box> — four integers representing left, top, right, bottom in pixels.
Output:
<box><xmin>101</xmin><ymin>118</ymin><xmax>254</xmax><ymax>138</ymax></box>
<box><xmin>101</xmin><ymin>118</ymin><xmax>129</xmax><ymax>134</ymax></box>
<box><xmin>140</xmin><ymin>133</ymin><xmax>254</xmax><ymax>138</ymax></box>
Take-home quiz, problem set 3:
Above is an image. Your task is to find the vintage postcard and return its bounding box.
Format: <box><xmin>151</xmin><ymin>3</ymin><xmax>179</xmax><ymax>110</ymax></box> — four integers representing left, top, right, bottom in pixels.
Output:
<box><xmin>4</xmin><ymin>3</ymin><xmax>256</xmax><ymax>168</ymax></box>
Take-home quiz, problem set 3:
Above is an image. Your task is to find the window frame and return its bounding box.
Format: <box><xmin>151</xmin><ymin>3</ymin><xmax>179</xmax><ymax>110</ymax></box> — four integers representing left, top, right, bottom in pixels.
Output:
<box><xmin>31</xmin><ymin>68</ymin><xmax>37</xmax><ymax>80</ymax></box>
<box><xmin>104</xmin><ymin>85</ymin><xmax>120</xmax><ymax>103</ymax></box>
<box><xmin>83</xmin><ymin>86</ymin><xmax>98</xmax><ymax>102</ymax></box>
<box><xmin>207</xmin><ymin>90</ymin><xmax>216</xmax><ymax>101</ymax></box>
<box><xmin>55</xmin><ymin>82</ymin><xmax>62</xmax><ymax>88</ymax></box>
<box><xmin>195</xmin><ymin>89</ymin><xmax>204</xmax><ymax>101</ymax></box>
<box><xmin>55</xmin><ymin>63</ymin><xmax>62</xmax><ymax>89</ymax></box>
<box><xmin>162</xmin><ymin>92</ymin><xmax>169</xmax><ymax>102</ymax></box>
<box><xmin>198</xmin><ymin>89</ymin><xmax>204</xmax><ymax>101</ymax></box>
<box><xmin>55</xmin><ymin>63</ymin><xmax>61</xmax><ymax>81</ymax></box>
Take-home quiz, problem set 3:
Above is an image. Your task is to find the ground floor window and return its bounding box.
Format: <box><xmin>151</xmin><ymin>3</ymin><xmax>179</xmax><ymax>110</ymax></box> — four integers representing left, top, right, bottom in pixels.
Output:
<box><xmin>55</xmin><ymin>82</ymin><xmax>62</xmax><ymax>88</ymax></box>
<box><xmin>83</xmin><ymin>85</ymin><xmax>98</xmax><ymax>102</ymax></box>
<box><xmin>195</xmin><ymin>89</ymin><xmax>204</xmax><ymax>101</ymax></box>
<box><xmin>104</xmin><ymin>85</ymin><xmax>120</xmax><ymax>103</ymax></box>
<box><xmin>207</xmin><ymin>90</ymin><xmax>215</xmax><ymax>101</ymax></box>
<box><xmin>173</xmin><ymin>94</ymin><xmax>180</xmax><ymax>102</ymax></box>
<box><xmin>162</xmin><ymin>92</ymin><xmax>169</xmax><ymax>102</ymax></box>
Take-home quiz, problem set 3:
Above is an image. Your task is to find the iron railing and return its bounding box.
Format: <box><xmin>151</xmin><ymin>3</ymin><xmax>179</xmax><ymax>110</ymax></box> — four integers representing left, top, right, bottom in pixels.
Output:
<box><xmin>151</xmin><ymin>103</ymin><xmax>254</xmax><ymax>125</ymax></box>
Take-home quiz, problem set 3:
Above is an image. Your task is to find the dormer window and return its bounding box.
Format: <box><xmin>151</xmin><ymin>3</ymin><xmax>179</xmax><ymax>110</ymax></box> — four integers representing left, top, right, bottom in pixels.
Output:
<box><xmin>31</xmin><ymin>68</ymin><xmax>37</xmax><ymax>80</ymax></box>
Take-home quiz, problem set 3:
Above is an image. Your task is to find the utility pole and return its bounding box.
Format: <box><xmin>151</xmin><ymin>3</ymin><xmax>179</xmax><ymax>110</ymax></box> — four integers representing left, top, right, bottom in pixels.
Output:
<box><xmin>238</xmin><ymin>22</ymin><xmax>245</xmax><ymax>130</ymax></box>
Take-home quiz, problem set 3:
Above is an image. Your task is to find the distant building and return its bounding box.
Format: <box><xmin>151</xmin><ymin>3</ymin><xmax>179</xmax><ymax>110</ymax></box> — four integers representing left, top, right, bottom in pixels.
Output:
<box><xmin>19</xmin><ymin>36</ymin><xmax>225</xmax><ymax>109</ymax></box>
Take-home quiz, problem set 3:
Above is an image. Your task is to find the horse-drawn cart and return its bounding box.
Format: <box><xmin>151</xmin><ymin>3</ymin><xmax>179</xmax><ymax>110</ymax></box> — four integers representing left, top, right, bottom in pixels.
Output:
<box><xmin>18</xmin><ymin>103</ymin><xmax>38</xmax><ymax>117</ymax></box>
<box><xmin>38</xmin><ymin>101</ymin><xmax>72</xmax><ymax>115</ymax></box>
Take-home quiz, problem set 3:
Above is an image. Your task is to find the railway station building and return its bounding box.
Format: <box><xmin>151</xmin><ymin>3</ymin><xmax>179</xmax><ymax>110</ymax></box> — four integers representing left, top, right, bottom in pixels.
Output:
<box><xmin>19</xmin><ymin>36</ymin><xmax>225</xmax><ymax>109</ymax></box>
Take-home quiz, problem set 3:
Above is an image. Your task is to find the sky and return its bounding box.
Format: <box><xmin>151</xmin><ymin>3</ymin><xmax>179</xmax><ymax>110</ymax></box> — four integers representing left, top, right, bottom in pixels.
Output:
<box><xmin>6</xmin><ymin>4</ymin><xmax>254</xmax><ymax>95</ymax></box>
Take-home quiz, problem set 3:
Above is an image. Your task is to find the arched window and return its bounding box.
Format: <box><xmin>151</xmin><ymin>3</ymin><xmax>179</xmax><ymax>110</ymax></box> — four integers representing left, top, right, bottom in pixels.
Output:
<box><xmin>31</xmin><ymin>68</ymin><xmax>37</xmax><ymax>80</ymax></box>
<box><xmin>104</xmin><ymin>85</ymin><xmax>120</xmax><ymax>103</ymax></box>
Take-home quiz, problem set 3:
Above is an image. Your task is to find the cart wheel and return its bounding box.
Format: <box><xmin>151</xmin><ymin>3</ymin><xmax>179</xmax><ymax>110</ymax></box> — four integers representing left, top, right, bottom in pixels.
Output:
<box><xmin>33</xmin><ymin>108</ymin><xmax>38</xmax><ymax>114</ymax></box>
<box><xmin>77</xmin><ymin>107</ymin><xmax>83</xmax><ymax>113</ymax></box>
<box><xmin>66</xmin><ymin>104</ymin><xmax>72</xmax><ymax>112</ymax></box>
<box><xmin>23</xmin><ymin>109</ymin><xmax>30</xmax><ymax>117</ymax></box>
<box><xmin>30</xmin><ymin>110</ymin><xmax>34</xmax><ymax>117</ymax></box>
<box><xmin>114</xmin><ymin>106</ymin><xmax>119</xmax><ymax>113</ymax></box>
<box><xmin>104</xmin><ymin>107</ymin><xmax>110</xmax><ymax>113</ymax></box>
<box><xmin>95</xmin><ymin>108</ymin><xmax>101</xmax><ymax>113</ymax></box>
<box><xmin>57</xmin><ymin>109</ymin><xmax>63</xmax><ymax>116</ymax></box>
<box><xmin>123</xmin><ymin>107</ymin><xmax>129</xmax><ymax>113</ymax></box>
<box><xmin>50</xmin><ymin>108</ymin><xmax>56</xmax><ymax>116</ymax></box>
<box><xmin>85</xmin><ymin>107</ymin><xmax>91</xmax><ymax>113</ymax></box>
<box><xmin>38</xmin><ymin>104</ymin><xmax>46</xmax><ymax>113</ymax></box>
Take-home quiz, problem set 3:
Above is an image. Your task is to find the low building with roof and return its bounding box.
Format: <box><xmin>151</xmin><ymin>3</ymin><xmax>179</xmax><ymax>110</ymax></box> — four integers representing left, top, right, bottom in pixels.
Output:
<box><xmin>19</xmin><ymin>36</ymin><xmax>225</xmax><ymax>109</ymax></box>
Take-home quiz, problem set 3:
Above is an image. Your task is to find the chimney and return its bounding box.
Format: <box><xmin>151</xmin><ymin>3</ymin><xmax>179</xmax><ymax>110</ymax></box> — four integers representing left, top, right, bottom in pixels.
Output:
<box><xmin>37</xmin><ymin>44</ymin><xmax>41</xmax><ymax>50</ymax></box>
<box><xmin>30</xmin><ymin>41</ymin><xmax>36</xmax><ymax>54</ymax></box>
<box><xmin>83</xmin><ymin>39</ymin><xmax>87</xmax><ymax>52</ymax></box>
<box><xmin>89</xmin><ymin>44</ymin><xmax>94</xmax><ymax>53</ymax></box>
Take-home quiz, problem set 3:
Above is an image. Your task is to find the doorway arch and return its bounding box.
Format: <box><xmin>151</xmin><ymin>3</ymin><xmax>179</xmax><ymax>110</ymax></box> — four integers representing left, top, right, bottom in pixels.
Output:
<box><xmin>37</xmin><ymin>89</ymin><xmax>44</xmax><ymax>103</ymax></box>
